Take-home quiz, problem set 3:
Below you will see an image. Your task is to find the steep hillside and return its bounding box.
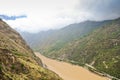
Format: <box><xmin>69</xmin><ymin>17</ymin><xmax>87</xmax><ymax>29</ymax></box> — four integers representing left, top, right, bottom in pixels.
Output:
<box><xmin>42</xmin><ymin>18</ymin><xmax>120</xmax><ymax>79</ymax></box>
<box><xmin>20</xmin><ymin>18</ymin><xmax>120</xmax><ymax>79</ymax></box>
<box><xmin>0</xmin><ymin>19</ymin><xmax>62</xmax><ymax>80</ymax></box>
<box><xmin>20</xmin><ymin>20</ymin><xmax>110</xmax><ymax>53</ymax></box>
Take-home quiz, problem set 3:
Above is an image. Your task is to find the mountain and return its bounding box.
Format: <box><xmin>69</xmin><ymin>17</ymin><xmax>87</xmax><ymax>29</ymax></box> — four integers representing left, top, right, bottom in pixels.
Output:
<box><xmin>21</xmin><ymin>18</ymin><xmax>120</xmax><ymax>79</ymax></box>
<box><xmin>45</xmin><ymin>18</ymin><xmax>120</xmax><ymax>79</ymax></box>
<box><xmin>20</xmin><ymin>20</ymin><xmax>110</xmax><ymax>53</ymax></box>
<box><xmin>0</xmin><ymin>19</ymin><xmax>62</xmax><ymax>80</ymax></box>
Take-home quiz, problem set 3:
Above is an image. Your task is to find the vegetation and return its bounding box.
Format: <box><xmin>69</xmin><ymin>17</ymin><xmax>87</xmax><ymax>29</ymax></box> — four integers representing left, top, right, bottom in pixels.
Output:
<box><xmin>0</xmin><ymin>64</ymin><xmax>2</xmax><ymax>71</ymax></box>
<box><xmin>22</xmin><ymin>18</ymin><xmax>120</xmax><ymax>79</ymax></box>
<box><xmin>0</xmin><ymin>19</ymin><xmax>62</xmax><ymax>80</ymax></box>
<box><xmin>46</xmin><ymin>18</ymin><xmax>120</xmax><ymax>78</ymax></box>
<box><xmin>21</xmin><ymin>20</ymin><xmax>110</xmax><ymax>53</ymax></box>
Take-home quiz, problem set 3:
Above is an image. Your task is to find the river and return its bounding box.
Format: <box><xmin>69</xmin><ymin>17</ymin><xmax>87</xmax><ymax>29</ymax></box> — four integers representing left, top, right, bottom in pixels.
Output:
<box><xmin>35</xmin><ymin>52</ymin><xmax>110</xmax><ymax>80</ymax></box>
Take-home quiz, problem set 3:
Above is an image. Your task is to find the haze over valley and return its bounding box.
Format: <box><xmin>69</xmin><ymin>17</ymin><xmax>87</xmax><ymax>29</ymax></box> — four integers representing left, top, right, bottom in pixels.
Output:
<box><xmin>0</xmin><ymin>0</ymin><xmax>120</xmax><ymax>80</ymax></box>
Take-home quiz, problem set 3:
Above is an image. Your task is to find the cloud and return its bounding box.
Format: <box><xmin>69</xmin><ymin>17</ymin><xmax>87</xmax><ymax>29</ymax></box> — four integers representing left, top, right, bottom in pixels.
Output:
<box><xmin>0</xmin><ymin>0</ymin><xmax>120</xmax><ymax>33</ymax></box>
<box><xmin>0</xmin><ymin>14</ymin><xmax>27</xmax><ymax>20</ymax></box>
<box><xmin>77</xmin><ymin>0</ymin><xmax>120</xmax><ymax>20</ymax></box>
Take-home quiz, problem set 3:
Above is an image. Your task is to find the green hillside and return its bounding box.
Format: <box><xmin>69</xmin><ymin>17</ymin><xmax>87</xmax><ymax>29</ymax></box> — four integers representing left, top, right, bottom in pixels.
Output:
<box><xmin>21</xmin><ymin>20</ymin><xmax>110</xmax><ymax>53</ymax></box>
<box><xmin>43</xmin><ymin>18</ymin><xmax>120</xmax><ymax>79</ymax></box>
<box><xmin>0</xmin><ymin>19</ymin><xmax>62</xmax><ymax>80</ymax></box>
<box><xmin>21</xmin><ymin>18</ymin><xmax>120</xmax><ymax>79</ymax></box>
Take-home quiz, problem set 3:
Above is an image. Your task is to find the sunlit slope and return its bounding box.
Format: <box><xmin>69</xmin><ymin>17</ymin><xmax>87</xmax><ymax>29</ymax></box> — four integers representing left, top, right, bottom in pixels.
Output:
<box><xmin>0</xmin><ymin>19</ymin><xmax>62</xmax><ymax>80</ymax></box>
<box><xmin>44</xmin><ymin>18</ymin><xmax>120</xmax><ymax>79</ymax></box>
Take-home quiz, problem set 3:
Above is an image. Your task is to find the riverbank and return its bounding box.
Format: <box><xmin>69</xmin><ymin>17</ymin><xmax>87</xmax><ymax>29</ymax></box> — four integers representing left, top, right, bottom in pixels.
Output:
<box><xmin>35</xmin><ymin>52</ymin><xmax>110</xmax><ymax>80</ymax></box>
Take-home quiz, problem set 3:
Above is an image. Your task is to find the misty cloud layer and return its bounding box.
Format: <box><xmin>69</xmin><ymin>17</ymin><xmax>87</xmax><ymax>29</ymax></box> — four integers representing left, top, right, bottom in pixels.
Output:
<box><xmin>0</xmin><ymin>0</ymin><xmax>120</xmax><ymax>33</ymax></box>
<box><xmin>77</xmin><ymin>0</ymin><xmax>120</xmax><ymax>20</ymax></box>
<box><xmin>0</xmin><ymin>15</ymin><xmax>27</xmax><ymax>20</ymax></box>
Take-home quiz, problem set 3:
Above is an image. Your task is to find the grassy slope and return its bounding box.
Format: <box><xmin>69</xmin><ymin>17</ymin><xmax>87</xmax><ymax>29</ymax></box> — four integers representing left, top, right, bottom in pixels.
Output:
<box><xmin>0</xmin><ymin>20</ymin><xmax>62</xmax><ymax>80</ymax></box>
<box><xmin>43</xmin><ymin>18</ymin><xmax>120</xmax><ymax>78</ymax></box>
<box><xmin>20</xmin><ymin>20</ymin><xmax>110</xmax><ymax>53</ymax></box>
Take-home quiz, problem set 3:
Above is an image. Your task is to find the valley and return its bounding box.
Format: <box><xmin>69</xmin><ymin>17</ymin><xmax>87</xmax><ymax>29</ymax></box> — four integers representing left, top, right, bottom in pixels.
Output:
<box><xmin>1</xmin><ymin>1</ymin><xmax>120</xmax><ymax>80</ymax></box>
<box><xmin>35</xmin><ymin>52</ymin><xmax>110</xmax><ymax>80</ymax></box>
<box><xmin>21</xmin><ymin>17</ymin><xmax>120</xmax><ymax>80</ymax></box>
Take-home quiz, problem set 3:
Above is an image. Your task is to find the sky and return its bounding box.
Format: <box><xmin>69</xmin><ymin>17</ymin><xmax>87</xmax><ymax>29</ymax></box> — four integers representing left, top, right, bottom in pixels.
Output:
<box><xmin>0</xmin><ymin>0</ymin><xmax>120</xmax><ymax>33</ymax></box>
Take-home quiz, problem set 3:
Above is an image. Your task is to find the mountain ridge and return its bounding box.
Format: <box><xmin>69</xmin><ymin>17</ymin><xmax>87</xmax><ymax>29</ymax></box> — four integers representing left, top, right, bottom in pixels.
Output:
<box><xmin>21</xmin><ymin>18</ymin><xmax>120</xmax><ymax>79</ymax></box>
<box><xmin>20</xmin><ymin>19</ymin><xmax>111</xmax><ymax>52</ymax></box>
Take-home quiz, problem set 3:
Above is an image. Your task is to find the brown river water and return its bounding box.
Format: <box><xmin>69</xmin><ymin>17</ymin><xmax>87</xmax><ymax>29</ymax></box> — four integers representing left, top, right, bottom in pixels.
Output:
<box><xmin>35</xmin><ymin>52</ymin><xmax>110</xmax><ymax>80</ymax></box>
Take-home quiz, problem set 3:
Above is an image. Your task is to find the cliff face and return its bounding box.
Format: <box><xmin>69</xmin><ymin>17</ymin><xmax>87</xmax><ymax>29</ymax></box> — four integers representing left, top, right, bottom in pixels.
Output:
<box><xmin>0</xmin><ymin>19</ymin><xmax>62</xmax><ymax>80</ymax></box>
